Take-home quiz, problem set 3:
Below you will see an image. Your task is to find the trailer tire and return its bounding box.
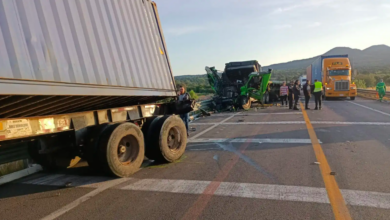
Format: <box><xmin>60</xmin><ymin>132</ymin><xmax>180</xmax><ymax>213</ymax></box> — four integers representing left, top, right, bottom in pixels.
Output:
<box><xmin>99</xmin><ymin>123</ymin><xmax>144</xmax><ymax>177</ymax></box>
<box><xmin>147</xmin><ymin>115</ymin><xmax>187</xmax><ymax>163</ymax></box>
<box><xmin>142</xmin><ymin>116</ymin><xmax>161</xmax><ymax>160</ymax></box>
<box><xmin>242</xmin><ymin>98</ymin><xmax>251</xmax><ymax>110</ymax></box>
<box><xmin>350</xmin><ymin>97</ymin><xmax>355</xmax><ymax>100</ymax></box>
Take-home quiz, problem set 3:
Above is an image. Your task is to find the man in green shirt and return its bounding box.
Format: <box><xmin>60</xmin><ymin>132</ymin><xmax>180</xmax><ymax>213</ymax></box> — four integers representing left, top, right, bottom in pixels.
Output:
<box><xmin>313</xmin><ymin>79</ymin><xmax>323</xmax><ymax>110</ymax></box>
<box><xmin>376</xmin><ymin>79</ymin><xmax>386</xmax><ymax>102</ymax></box>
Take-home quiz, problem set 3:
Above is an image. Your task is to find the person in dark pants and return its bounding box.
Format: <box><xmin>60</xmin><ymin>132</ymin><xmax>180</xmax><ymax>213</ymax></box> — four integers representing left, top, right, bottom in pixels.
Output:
<box><xmin>302</xmin><ymin>80</ymin><xmax>311</xmax><ymax>110</ymax></box>
<box><xmin>313</xmin><ymin>79</ymin><xmax>323</xmax><ymax>110</ymax></box>
<box><xmin>178</xmin><ymin>86</ymin><xmax>190</xmax><ymax>136</ymax></box>
<box><xmin>292</xmin><ymin>80</ymin><xmax>301</xmax><ymax>110</ymax></box>
<box><xmin>288</xmin><ymin>80</ymin><xmax>294</xmax><ymax>109</ymax></box>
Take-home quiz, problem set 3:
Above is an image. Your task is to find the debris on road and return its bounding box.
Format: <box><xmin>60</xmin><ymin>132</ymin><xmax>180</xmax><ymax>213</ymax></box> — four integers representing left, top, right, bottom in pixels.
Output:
<box><xmin>314</xmin><ymin>162</ymin><xmax>321</xmax><ymax>165</ymax></box>
<box><xmin>330</xmin><ymin>172</ymin><xmax>336</xmax><ymax>175</ymax></box>
<box><xmin>191</xmin><ymin>127</ymin><xmax>197</xmax><ymax>132</ymax></box>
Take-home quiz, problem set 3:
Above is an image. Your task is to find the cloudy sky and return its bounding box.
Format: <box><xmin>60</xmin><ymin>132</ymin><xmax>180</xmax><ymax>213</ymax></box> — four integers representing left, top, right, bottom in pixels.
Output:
<box><xmin>155</xmin><ymin>0</ymin><xmax>390</xmax><ymax>75</ymax></box>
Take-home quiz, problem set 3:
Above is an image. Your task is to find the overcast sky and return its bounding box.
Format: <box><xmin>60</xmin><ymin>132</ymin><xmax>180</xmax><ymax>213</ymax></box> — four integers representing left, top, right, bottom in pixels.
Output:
<box><xmin>155</xmin><ymin>0</ymin><xmax>390</xmax><ymax>75</ymax></box>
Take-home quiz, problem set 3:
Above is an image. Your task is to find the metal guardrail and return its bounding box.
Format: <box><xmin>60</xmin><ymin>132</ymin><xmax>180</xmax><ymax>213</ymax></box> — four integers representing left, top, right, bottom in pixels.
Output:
<box><xmin>189</xmin><ymin>99</ymin><xmax>213</xmax><ymax>119</ymax></box>
<box><xmin>357</xmin><ymin>89</ymin><xmax>389</xmax><ymax>101</ymax></box>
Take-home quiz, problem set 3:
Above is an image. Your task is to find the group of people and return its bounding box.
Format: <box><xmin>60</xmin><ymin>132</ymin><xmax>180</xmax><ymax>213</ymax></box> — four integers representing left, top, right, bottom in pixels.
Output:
<box><xmin>279</xmin><ymin>79</ymin><xmax>324</xmax><ymax>110</ymax></box>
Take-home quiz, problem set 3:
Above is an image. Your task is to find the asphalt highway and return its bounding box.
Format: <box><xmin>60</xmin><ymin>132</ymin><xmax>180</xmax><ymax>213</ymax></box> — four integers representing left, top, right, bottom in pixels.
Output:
<box><xmin>1</xmin><ymin>97</ymin><xmax>390</xmax><ymax>220</ymax></box>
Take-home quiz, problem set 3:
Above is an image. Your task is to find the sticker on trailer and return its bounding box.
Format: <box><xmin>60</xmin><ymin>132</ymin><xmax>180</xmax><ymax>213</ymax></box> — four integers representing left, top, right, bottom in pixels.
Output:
<box><xmin>38</xmin><ymin>118</ymin><xmax>55</xmax><ymax>133</ymax></box>
<box><xmin>339</xmin><ymin>94</ymin><xmax>345</xmax><ymax>96</ymax></box>
<box><xmin>6</xmin><ymin>119</ymin><xmax>33</xmax><ymax>138</ymax></box>
<box><xmin>57</xmin><ymin>118</ymin><xmax>69</xmax><ymax>131</ymax></box>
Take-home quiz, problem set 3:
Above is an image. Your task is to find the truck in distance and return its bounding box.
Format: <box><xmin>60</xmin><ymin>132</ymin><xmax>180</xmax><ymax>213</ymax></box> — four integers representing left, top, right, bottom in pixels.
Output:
<box><xmin>306</xmin><ymin>55</ymin><xmax>357</xmax><ymax>100</ymax></box>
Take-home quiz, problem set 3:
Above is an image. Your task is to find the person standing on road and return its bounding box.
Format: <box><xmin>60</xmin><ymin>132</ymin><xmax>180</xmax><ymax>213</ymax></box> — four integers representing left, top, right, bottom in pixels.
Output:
<box><xmin>292</xmin><ymin>80</ymin><xmax>301</xmax><ymax>110</ymax></box>
<box><xmin>302</xmin><ymin>80</ymin><xmax>311</xmax><ymax>110</ymax></box>
<box><xmin>376</xmin><ymin>79</ymin><xmax>387</xmax><ymax>102</ymax></box>
<box><xmin>288</xmin><ymin>80</ymin><xmax>294</xmax><ymax>109</ymax></box>
<box><xmin>279</xmin><ymin>82</ymin><xmax>288</xmax><ymax>107</ymax></box>
<box><xmin>313</xmin><ymin>79</ymin><xmax>323</xmax><ymax>110</ymax></box>
<box><xmin>178</xmin><ymin>86</ymin><xmax>190</xmax><ymax>136</ymax></box>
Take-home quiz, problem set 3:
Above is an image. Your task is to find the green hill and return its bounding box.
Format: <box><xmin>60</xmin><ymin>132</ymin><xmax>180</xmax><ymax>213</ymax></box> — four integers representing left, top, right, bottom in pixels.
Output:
<box><xmin>175</xmin><ymin>44</ymin><xmax>390</xmax><ymax>90</ymax></box>
<box><xmin>264</xmin><ymin>44</ymin><xmax>390</xmax><ymax>71</ymax></box>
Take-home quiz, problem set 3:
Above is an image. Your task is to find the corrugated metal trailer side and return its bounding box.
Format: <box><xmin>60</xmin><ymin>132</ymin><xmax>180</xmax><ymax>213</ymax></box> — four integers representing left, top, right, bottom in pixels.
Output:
<box><xmin>311</xmin><ymin>57</ymin><xmax>322</xmax><ymax>82</ymax></box>
<box><xmin>310</xmin><ymin>55</ymin><xmax>349</xmax><ymax>83</ymax></box>
<box><xmin>0</xmin><ymin>1</ymin><xmax>188</xmax><ymax>178</ymax></box>
<box><xmin>0</xmin><ymin>0</ymin><xmax>175</xmax><ymax>96</ymax></box>
<box><xmin>306</xmin><ymin>65</ymin><xmax>312</xmax><ymax>83</ymax></box>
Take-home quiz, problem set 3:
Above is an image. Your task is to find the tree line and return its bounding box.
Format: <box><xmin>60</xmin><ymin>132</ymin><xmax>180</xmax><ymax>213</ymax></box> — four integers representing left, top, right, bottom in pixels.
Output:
<box><xmin>174</xmin><ymin>68</ymin><xmax>390</xmax><ymax>96</ymax></box>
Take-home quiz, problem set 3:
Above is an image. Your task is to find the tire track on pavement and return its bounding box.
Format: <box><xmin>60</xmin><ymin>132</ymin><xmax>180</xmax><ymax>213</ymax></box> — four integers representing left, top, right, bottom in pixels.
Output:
<box><xmin>181</xmin><ymin>113</ymin><xmax>273</xmax><ymax>220</ymax></box>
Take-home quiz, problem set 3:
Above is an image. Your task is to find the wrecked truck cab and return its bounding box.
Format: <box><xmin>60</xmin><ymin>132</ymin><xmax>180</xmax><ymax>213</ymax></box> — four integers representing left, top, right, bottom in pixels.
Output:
<box><xmin>205</xmin><ymin>60</ymin><xmax>272</xmax><ymax>111</ymax></box>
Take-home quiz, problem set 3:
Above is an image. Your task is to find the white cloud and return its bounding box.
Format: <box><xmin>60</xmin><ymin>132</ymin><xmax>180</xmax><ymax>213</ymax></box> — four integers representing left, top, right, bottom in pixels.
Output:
<box><xmin>274</xmin><ymin>24</ymin><xmax>292</xmax><ymax>29</ymax></box>
<box><xmin>339</xmin><ymin>17</ymin><xmax>379</xmax><ymax>26</ymax></box>
<box><xmin>272</xmin><ymin>4</ymin><xmax>301</xmax><ymax>14</ymax></box>
<box><xmin>271</xmin><ymin>0</ymin><xmax>337</xmax><ymax>14</ymax></box>
<box><xmin>307</xmin><ymin>22</ymin><xmax>321</xmax><ymax>28</ymax></box>
<box><xmin>164</xmin><ymin>26</ymin><xmax>206</xmax><ymax>36</ymax></box>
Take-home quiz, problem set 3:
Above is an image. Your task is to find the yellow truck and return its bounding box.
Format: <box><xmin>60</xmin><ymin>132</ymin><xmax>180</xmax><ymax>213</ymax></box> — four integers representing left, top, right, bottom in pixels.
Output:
<box><xmin>307</xmin><ymin>55</ymin><xmax>357</xmax><ymax>100</ymax></box>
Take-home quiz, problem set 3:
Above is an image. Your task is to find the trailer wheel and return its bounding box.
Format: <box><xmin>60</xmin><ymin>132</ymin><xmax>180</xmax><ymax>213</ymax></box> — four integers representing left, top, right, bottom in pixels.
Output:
<box><xmin>142</xmin><ymin>116</ymin><xmax>161</xmax><ymax>160</ymax></box>
<box><xmin>242</xmin><ymin>98</ymin><xmax>251</xmax><ymax>110</ymax></box>
<box><xmin>147</xmin><ymin>115</ymin><xmax>187</xmax><ymax>163</ymax></box>
<box><xmin>350</xmin><ymin>97</ymin><xmax>355</xmax><ymax>100</ymax></box>
<box><xmin>100</xmin><ymin>123</ymin><xmax>144</xmax><ymax>177</ymax></box>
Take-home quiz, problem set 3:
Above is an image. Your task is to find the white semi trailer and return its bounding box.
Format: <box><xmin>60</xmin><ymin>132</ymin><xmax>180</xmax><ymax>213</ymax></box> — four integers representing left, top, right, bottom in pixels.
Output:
<box><xmin>0</xmin><ymin>0</ymin><xmax>187</xmax><ymax>177</ymax></box>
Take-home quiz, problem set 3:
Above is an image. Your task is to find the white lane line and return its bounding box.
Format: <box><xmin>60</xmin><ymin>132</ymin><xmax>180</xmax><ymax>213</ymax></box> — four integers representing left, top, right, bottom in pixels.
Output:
<box><xmin>212</xmin><ymin>112</ymin><xmax>303</xmax><ymax>116</ymax></box>
<box><xmin>342</xmin><ymin>189</ymin><xmax>390</xmax><ymax>209</ymax></box>
<box><xmin>192</xmin><ymin>121</ymin><xmax>306</xmax><ymax>125</ymax></box>
<box><xmin>122</xmin><ymin>179</ymin><xmax>211</xmax><ymax>194</ymax></box>
<box><xmin>41</xmin><ymin>178</ymin><xmax>129</xmax><ymax>220</ymax></box>
<box><xmin>311</xmin><ymin>121</ymin><xmax>390</xmax><ymax>125</ymax></box>
<box><xmin>22</xmin><ymin>174</ymin><xmax>113</xmax><ymax>187</ymax></box>
<box><xmin>188</xmin><ymin>138</ymin><xmax>320</xmax><ymax>144</ymax></box>
<box><xmin>348</xmin><ymin>101</ymin><xmax>390</xmax><ymax>117</ymax></box>
<box><xmin>190</xmin><ymin>112</ymin><xmax>241</xmax><ymax>140</ymax></box>
<box><xmin>191</xmin><ymin>121</ymin><xmax>390</xmax><ymax>126</ymax></box>
<box><xmin>188</xmin><ymin>148</ymin><xmax>221</xmax><ymax>151</ymax></box>
<box><xmin>121</xmin><ymin>178</ymin><xmax>390</xmax><ymax>209</ymax></box>
<box><xmin>215</xmin><ymin>182</ymin><xmax>329</xmax><ymax>204</ymax></box>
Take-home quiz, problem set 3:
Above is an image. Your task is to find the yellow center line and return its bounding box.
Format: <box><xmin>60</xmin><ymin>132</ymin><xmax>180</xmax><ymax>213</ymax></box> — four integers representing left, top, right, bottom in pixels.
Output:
<box><xmin>299</xmin><ymin>102</ymin><xmax>352</xmax><ymax>220</ymax></box>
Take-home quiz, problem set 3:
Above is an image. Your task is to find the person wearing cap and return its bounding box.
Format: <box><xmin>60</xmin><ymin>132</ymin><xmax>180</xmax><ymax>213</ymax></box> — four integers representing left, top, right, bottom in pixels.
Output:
<box><xmin>292</xmin><ymin>80</ymin><xmax>301</xmax><ymax>110</ymax></box>
<box><xmin>376</xmin><ymin>79</ymin><xmax>386</xmax><ymax>102</ymax></box>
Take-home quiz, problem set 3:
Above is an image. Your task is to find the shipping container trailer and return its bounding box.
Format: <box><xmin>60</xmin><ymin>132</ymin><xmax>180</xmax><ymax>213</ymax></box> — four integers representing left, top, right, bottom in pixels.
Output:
<box><xmin>306</xmin><ymin>66</ymin><xmax>312</xmax><ymax>84</ymax></box>
<box><xmin>308</xmin><ymin>55</ymin><xmax>349</xmax><ymax>83</ymax></box>
<box><xmin>0</xmin><ymin>0</ymin><xmax>187</xmax><ymax>177</ymax></box>
<box><xmin>306</xmin><ymin>55</ymin><xmax>356</xmax><ymax>100</ymax></box>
